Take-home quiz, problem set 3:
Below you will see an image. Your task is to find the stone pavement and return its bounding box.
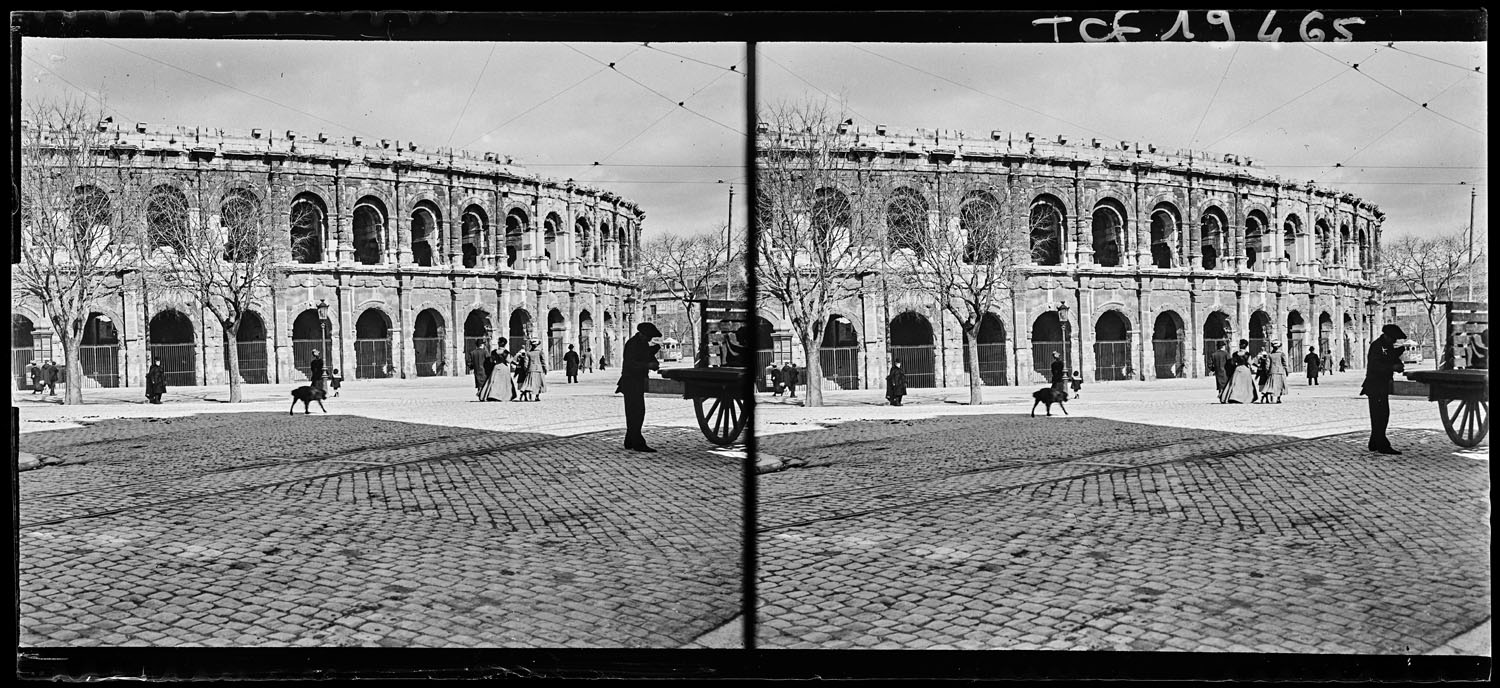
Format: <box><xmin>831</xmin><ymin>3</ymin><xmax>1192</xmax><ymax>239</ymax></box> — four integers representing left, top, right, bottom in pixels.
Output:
<box><xmin>17</xmin><ymin>371</ymin><xmax>743</xmax><ymax>648</ymax></box>
<box><xmin>755</xmin><ymin>374</ymin><xmax>1490</xmax><ymax>652</ymax></box>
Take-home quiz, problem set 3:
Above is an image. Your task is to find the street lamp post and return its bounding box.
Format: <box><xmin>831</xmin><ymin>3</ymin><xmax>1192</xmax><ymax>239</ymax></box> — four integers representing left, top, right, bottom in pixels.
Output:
<box><xmin>1057</xmin><ymin>302</ymin><xmax>1071</xmax><ymax>378</ymax></box>
<box><xmin>719</xmin><ymin>180</ymin><xmax>734</xmax><ymax>302</ymax></box>
<box><xmin>316</xmin><ymin>298</ymin><xmax>330</xmax><ymax>381</ymax></box>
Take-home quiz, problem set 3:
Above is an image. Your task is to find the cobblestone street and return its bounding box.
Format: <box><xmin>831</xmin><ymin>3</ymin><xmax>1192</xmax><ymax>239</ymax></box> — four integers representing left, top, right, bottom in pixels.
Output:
<box><xmin>756</xmin><ymin>374</ymin><xmax>1490</xmax><ymax>652</ymax></box>
<box><xmin>17</xmin><ymin>373</ymin><xmax>743</xmax><ymax>648</ymax></box>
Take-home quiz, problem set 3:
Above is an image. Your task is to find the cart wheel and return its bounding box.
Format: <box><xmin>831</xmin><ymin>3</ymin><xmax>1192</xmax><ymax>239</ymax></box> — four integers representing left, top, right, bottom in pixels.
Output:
<box><xmin>1439</xmin><ymin>398</ymin><xmax>1489</xmax><ymax>448</ymax></box>
<box><xmin>694</xmin><ymin>396</ymin><xmax>746</xmax><ymax>446</ymax></box>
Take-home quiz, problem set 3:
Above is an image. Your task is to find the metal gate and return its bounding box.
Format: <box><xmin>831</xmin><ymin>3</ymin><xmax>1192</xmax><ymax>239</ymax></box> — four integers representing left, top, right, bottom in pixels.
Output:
<box><xmin>13</xmin><ymin>347</ymin><xmax>35</xmax><ymax>390</ymax></box>
<box><xmin>77</xmin><ymin>345</ymin><xmax>120</xmax><ymax>388</ymax></box>
<box><xmin>1031</xmin><ymin>340</ymin><xmax>1065</xmax><ymax>382</ymax></box>
<box><xmin>819</xmin><ymin>346</ymin><xmax>861</xmax><ymax>390</ymax></box>
<box><xmin>1287</xmin><ymin>339</ymin><xmax>1306</xmax><ymax>373</ymax></box>
<box><xmin>1152</xmin><ymin>339</ymin><xmax>1184</xmax><ymax>379</ymax></box>
<box><xmin>227</xmin><ymin>341</ymin><xmax>270</xmax><ymax>384</ymax></box>
<box><xmin>1248</xmin><ymin>338</ymin><xmax>1269</xmax><ymax>356</ymax></box>
<box><xmin>291</xmin><ymin>339</ymin><xmax>328</xmax><ymax>381</ymax></box>
<box><xmin>413</xmin><ymin>337</ymin><xmax>445</xmax><ymax>377</ymax></box>
<box><xmin>888</xmin><ymin>344</ymin><xmax>935</xmax><ymax>388</ymax></box>
<box><xmin>1094</xmin><ymin>341</ymin><xmax>1133</xmax><ymax>381</ymax></box>
<box><xmin>147</xmin><ymin>343</ymin><xmax>197</xmax><ymax>387</ymax></box>
<box><xmin>965</xmin><ymin>342</ymin><xmax>1009</xmax><ymax>386</ymax></box>
<box><xmin>355</xmin><ymin>338</ymin><xmax>393</xmax><ymax>379</ymax></box>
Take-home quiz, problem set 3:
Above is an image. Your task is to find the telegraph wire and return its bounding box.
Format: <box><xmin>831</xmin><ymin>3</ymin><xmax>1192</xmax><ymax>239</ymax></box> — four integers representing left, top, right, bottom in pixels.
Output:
<box><xmin>564</xmin><ymin>45</ymin><xmax>745</xmax><ymax>137</ymax></box>
<box><xmin>1200</xmin><ymin>53</ymin><xmax>1361</xmax><ymax>151</ymax></box>
<box><xmin>22</xmin><ymin>55</ymin><xmax>136</xmax><ymax>124</ymax></box>
<box><xmin>759</xmin><ymin>50</ymin><xmax>876</xmax><ymax>126</ymax></box>
<box><xmin>1337</xmin><ymin>73</ymin><xmax>1470</xmax><ymax>168</ymax></box>
<box><xmin>848</xmin><ymin>44</ymin><xmax>1117</xmax><ymax>142</ymax></box>
<box><xmin>102</xmin><ymin>40</ymin><xmax>369</xmax><ymax>138</ymax></box>
<box><xmin>1306</xmin><ymin>43</ymin><xmax>1485</xmax><ymax>137</ymax></box>
<box><xmin>1383</xmin><ymin>43</ymin><xmax>1485</xmax><ymax>77</ymax></box>
<box><xmin>594</xmin><ymin>60</ymin><xmax>743</xmax><ymax>166</ymax></box>
<box><xmin>638</xmin><ymin>43</ymin><xmax>746</xmax><ymax>77</ymax></box>
<box><xmin>446</xmin><ymin>44</ymin><xmax>497</xmax><ymax>148</ymax></box>
<box><xmin>1188</xmin><ymin>45</ymin><xmax>1240</xmax><ymax>149</ymax></box>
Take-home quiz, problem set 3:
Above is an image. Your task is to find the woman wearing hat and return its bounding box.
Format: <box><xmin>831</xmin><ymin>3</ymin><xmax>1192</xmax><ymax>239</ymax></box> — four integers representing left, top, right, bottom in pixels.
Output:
<box><xmin>1361</xmin><ymin>324</ymin><xmax>1408</xmax><ymax>454</ymax></box>
<box><xmin>520</xmin><ymin>340</ymin><xmax>548</xmax><ymax>401</ymax></box>
<box><xmin>1261</xmin><ymin>341</ymin><xmax>1290</xmax><ymax>403</ymax></box>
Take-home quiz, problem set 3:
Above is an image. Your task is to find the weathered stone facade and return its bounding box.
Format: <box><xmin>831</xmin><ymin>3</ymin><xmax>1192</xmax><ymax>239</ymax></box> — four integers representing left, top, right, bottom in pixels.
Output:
<box><xmin>13</xmin><ymin>124</ymin><xmax>643</xmax><ymax>389</ymax></box>
<box><xmin>757</xmin><ymin>125</ymin><xmax>1385</xmax><ymax>390</ymax></box>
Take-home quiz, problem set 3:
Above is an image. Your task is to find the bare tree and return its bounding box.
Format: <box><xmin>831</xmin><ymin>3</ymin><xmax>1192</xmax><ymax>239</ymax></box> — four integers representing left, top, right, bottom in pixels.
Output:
<box><xmin>1382</xmin><ymin>231</ymin><xmax>1484</xmax><ymax>363</ymax></box>
<box><xmin>16</xmin><ymin>100</ymin><xmax>146</xmax><ymax>405</ymax></box>
<box><xmin>143</xmin><ymin>179</ymin><xmax>309</xmax><ymax>402</ymax></box>
<box><xmin>755</xmin><ymin>100</ymin><xmax>885</xmax><ymax>407</ymax></box>
<box><xmin>637</xmin><ymin>226</ymin><xmax>742</xmax><ymax>360</ymax></box>
<box><xmin>885</xmin><ymin>178</ymin><xmax>1038</xmax><ymax>405</ymax></box>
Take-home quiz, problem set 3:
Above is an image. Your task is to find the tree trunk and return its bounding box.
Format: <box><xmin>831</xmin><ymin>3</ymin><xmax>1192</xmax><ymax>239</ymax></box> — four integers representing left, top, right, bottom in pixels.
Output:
<box><xmin>964</xmin><ymin>322</ymin><xmax>983</xmax><ymax>406</ymax></box>
<box><xmin>1427</xmin><ymin>307</ymin><xmax>1444</xmax><ymax>368</ymax></box>
<box><xmin>224</xmin><ymin>321</ymin><xmax>243</xmax><ymax>403</ymax></box>
<box><xmin>62</xmin><ymin>335</ymin><xmax>84</xmax><ymax>406</ymax></box>
<box><xmin>798</xmin><ymin>331</ymin><xmax>824</xmax><ymax>407</ymax></box>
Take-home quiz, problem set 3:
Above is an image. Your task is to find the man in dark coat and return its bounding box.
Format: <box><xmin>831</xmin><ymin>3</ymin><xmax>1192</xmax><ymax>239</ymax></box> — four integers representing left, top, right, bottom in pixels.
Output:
<box><xmin>1207</xmin><ymin>343</ymin><xmax>1230</xmax><ymax>395</ymax></box>
<box><xmin>43</xmin><ymin>360</ymin><xmax>59</xmax><ymax>395</ymax></box>
<box><xmin>27</xmin><ymin>360</ymin><xmax>42</xmax><ymax>394</ymax></box>
<box><xmin>1304</xmin><ymin>347</ymin><xmax>1322</xmax><ymax>386</ymax></box>
<box><xmin>617</xmin><ymin>322</ymin><xmax>662</xmax><ymax>452</ymax></box>
<box><xmin>564</xmin><ymin>344</ymin><xmax>581</xmax><ymax>383</ymax></box>
<box><xmin>145</xmin><ymin>357</ymin><xmax>166</xmax><ymax>404</ymax></box>
<box><xmin>1050</xmin><ymin>352</ymin><xmax>1066</xmax><ymax>394</ymax></box>
<box><xmin>766</xmin><ymin>362</ymin><xmax>782</xmax><ymax>396</ymax></box>
<box><xmin>886</xmin><ymin>361</ymin><xmax>908</xmax><ymax>406</ymax></box>
<box><xmin>468</xmin><ymin>340</ymin><xmax>490</xmax><ymax>400</ymax></box>
<box><xmin>782</xmin><ymin>362</ymin><xmax>800</xmax><ymax>399</ymax></box>
<box><xmin>309</xmin><ymin>350</ymin><xmax>326</xmax><ymax>394</ymax></box>
<box><xmin>1361</xmin><ymin>324</ymin><xmax>1408</xmax><ymax>455</ymax></box>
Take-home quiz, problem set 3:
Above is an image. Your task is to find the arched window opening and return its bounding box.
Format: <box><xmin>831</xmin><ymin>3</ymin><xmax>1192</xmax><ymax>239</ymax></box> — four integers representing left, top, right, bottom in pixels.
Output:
<box><xmin>1245</xmin><ymin>212</ymin><xmax>1269</xmax><ymax>272</ymax></box>
<box><xmin>819</xmin><ymin>315</ymin><xmax>861</xmax><ymax>390</ymax></box>
<box><xmin>1286</xmin><ymin>310</ymin><xmax>1307</xmax><ymax>372</ymax></box>
<box><xmin>289</xmin><ymin>193</ymin><xmax>326</xmax><ymax>264</ymax></box>
<box><xmin>221</xmin><ymin>189</ymin><xmax>261</xmax><ymax>262</ymax></box>
<box><xmin>410</xmin><ymin>203</ymin><xmax>440</xmax><ymax>267</ymax></box>
<box><xmin>544</xmin><ymin>213</ymin><xmax>561</xmax><ymax>271</ymax></box>
<box><xmin>1149</xmin><ymin>207</ymin><xmax>1178</xmax><ymax>269</ymax></box>
<box><xmin>71</xmin><ymin>185</ymin><xmax>112</xmax><ymax>235</ymax></box>
<box><xmin>461</xmin><ymin>206</ymin><xmax>486</xmax><ymax>269</ymax></box>
<box><xmin>1200</xmin><ymin>209</ymin><xmax>1226</xmax><ymax>270</ymax></box>
<box><xmin>463</xmin><ymin>310</ymin><xmax>493</xmax><ymax>353</ymax></box>
<box><xmin>962</xmin><ymin>312</ymin><xmax>1009</xmax><ymax>386</ymax></box>
<box><xmin>1283</xmin><ymin>215</ymin><xmax>1302</xmax><ymax>265</ymax></box>
<box><xmin>353</xmin><ymin>198</ymin><xmax>386</xmax><ymax>265</ymax></box>
<box><xmin>960</xmin><ymin>191</ymin><xmax>1003</xmax><ymax>265</ymax></box>
<box><xmin>576</xmin><ymin>217</ymin><xmax>593</xmax><ymax>268</ymax></box>
<box><xmin>1203</xmin><ymin>311</ymin><xmax>1232</xmax><ymax>372</ymax></box>
<box><xmin>1249</xmin><ymin>310</ymin><xmax>1272</xmax><ymax>354</ymax></box>
<box><xmin>1092</xmin><ymin>204</ymin><xmax>1124</xmax><ymax>267</ymax></box>
<box><xmin>413</xmin><ymin>309</ymin><xmax>446</xmax><ymax>377</ymax></box>
<box><xmin>146</xmin><ymin>185</ymin><xmax>191</xmax><ymax>252</ymax></box>
<box><xmin>509</xmin><ymin>309</ymin><xmax>533</xmax><ymax>355</ymax></box>
<box><xmin>886</xmin><ymin>187</ymin><xmax>929</xmax><ymax>256</ymax></box>
<box><xmin>811</xmin><ymin>187</ymin><xmax>853</xmax><ymax>250</ymax></box>
<box><xmin>506</xmin><ymin>209</ymin><xmax>527</xmax><ymax>268</ymax></box>
<box><xmin>547</xmin><ymin>308</ymin><xmax>566</xmax><ymax>370</ymax></box>
<box><xmin>1030</xmin><ymin>196</ymin><xmax>1065</xmax><ymax>266</ymax></box>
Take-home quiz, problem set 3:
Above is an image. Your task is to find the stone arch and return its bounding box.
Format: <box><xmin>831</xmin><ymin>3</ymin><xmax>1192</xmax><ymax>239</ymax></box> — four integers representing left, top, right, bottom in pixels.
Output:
<box><xmin>146</xmin><ymin>184</ymin><xmax>191</xmax><ymax>251</ymax></box>
<box><xmin>1248</xmin><ymin>309</ymin><xmax>1273</xmax><ymax>354</ymax></box>
<box><xmin>1091</xmin><ymin>198</ymin><xmax>1127</xmax><ymax>267</ymax></box>
<box><xmin>578</xmin><ymin>309</ymin><xmax>595</xmax><ymax>361</ymax></box>
<box><xmin>1245</xmin><ymin>208</ymin><xmax>1271</xmax><ymax>272</ymax></box>
<box><xmin>460</xmin><ymin>204</ymin><xmax>488</xmax><ymax>268</ymax></box>
<box><xmin>505</xmin><ymin>207</ymin><xmax>529</xmax><ymax>268</ymax></box>
<box><xmin>409</xmin><ymin>200</ymin><xmax>443</xmax><ymax>267</ymax></box>
<box><xmin>12</xmin><ymin>314</ymin><xmax>38</xmax><ymax>390</ymax></box>
<box><xmin>352</xmin><ymin>195</ymin><xmax>388</xmax><ymax>265</ymax></box>
<box><xmin>509</xmin><ymin>308</ymin><xmax>533</xmax><ymax>354</ymax></box>
<box><xmin>1149</xmin><ymin>202</ymin><xmax>1181</xmax><ymax>268</ymax></box>
<box><xmin>1358</xmin><ymin>227</ymin><xmax>1371</xmax><ymax>271</ymax></box>
<box><xmin>413</xmin><ymin>308</ymin><xmax>446</xmax><ymax>377</ymax></box>
<box><xmin>1094</xmin><ymin>309</ymin><xmax>1134</xmax><ymax>381</ymax></box>
<box><xmin>547</xmin><ymin>308</ymin><xmax>567</xmax><ymax>370</ymax></box>
<box><xmin>1199</xmin><ymin>205</ymin><xmax>1229</xmax><ymax>271</ymax></box>
<box><xmin>1315</xmin><ymin>217</ymin><xmax>1334</xmax><ymax>264</ymax></box>
<box><xmin>219</xmin><ymin>187</ymin><xmax>261</xmax><ymax>263</ymax></box>
<box><xmin>1318</xmin><ymin>311</ymin><xmax>1335</xmax><ymax>361</ymax></box>
<box><xmin>811</xmin><ymin>186</ymin><xmax>854</xmax><ymax>249</ymax></box>
<box><xmin>1030</xmin><ymin>311</ymin><xmax>1067</xmax><ymax>381</ymax></box>
<box><xmin>1152</xmin><ymin>309</ymin><xmax>1187</xmax><ymax>379</ymax></box>
<box><xmin>543</xmin><ymin>211</ymin><xmax>563</xmax><ymax>271</ymax></box>
<box><xmin>617</xmin><ymin>224</ymin><xmax>631</xmax><ymax>270</ymax></box>
<box><xmin>464</xmin><ymin>308</ymin><xmax>494</xmax><ymax>351</ymax></box>
<box><xmin>1283</xmin><ymin>213</ymin><xmax>1304</xmax><ymax>264</ymax></box>
<box><xmin>575</xmin><ymin>216</ymin><xmax>593</xmax><ymax>267</ymax></box>
<box><xmin>224</xmin><ymin>310</ymin><xmax>270</xmax><ymax>384</ymax></box>
<box><xmin>70</xmin><ymin>183</ymin><xmax>114</xmax><ymax>235</ymax></box>
<box><xmin>289</xmin><ymin>191</ymin><xmax>328</xmax><ymax>264</ymax></box>
<box><xmin>354</xmin><ymin>307</ymin><xmax>394</xmax><ymax>379</ymax></box>
<box><xmin>818</xmin><ymin>313</ymin><xmax>861</xmax><ymax>390</ymax></box>
<box><xmin>1339</xmin><ymin>222</ymin><xmax>1352</xmax><ymax>267</ymax></box>
<box><xmin>888</xmin><ymin>311</ymin><xmax>935</xmax><ymax>388</ymax></box>
<box><xmin>149</xmin><ymin>308</ymin><xmax>197</xmax><ymax>386</ymax></box>
<box><xmin>1030</xmin><ymin>193</ymin><xmax>1067</xmax><ymax>266</ymax></box>
<box><xmin>76</xmin><ymin>311</ymin><xmax>124</xmax><ymax>388</ymax></box>
<box><xmin>886</xmin><ymin>186</ymin><xmax>930</xmax><ymax>256</ymax></box>
<box><xmin>963</xmin><ymin>311</ymin><xmax>1009</xmax><ymax>386</ymax></box>
<box><xmin>960</xmin><ymin>189</ymin><xmax>1004</xmax><ymax>265</ymax></box>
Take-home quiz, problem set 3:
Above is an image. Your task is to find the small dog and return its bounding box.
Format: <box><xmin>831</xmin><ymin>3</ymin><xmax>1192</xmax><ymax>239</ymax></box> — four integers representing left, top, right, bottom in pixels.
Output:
<box><xmin>1030</xmin><ymin>387</ymin><xmax>1069</xmax><ymax>417</ymax></box>
<box><xmin>290</xmin><ymin>385</ymin><xmax>328</xmax><ymax>415</ymax></box>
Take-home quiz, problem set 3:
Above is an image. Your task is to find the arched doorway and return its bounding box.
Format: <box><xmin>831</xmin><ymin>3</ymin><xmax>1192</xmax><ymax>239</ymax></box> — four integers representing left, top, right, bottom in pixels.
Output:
<box><xmin>602</xmin><ymin>311</ymin><xmax>615</xmax><ymax>367</ymax></box>
<box><xmin>1318</xmin><ymin>312</ymin><xmax>1334</xmax><ymax>364</ymax></box>
<box><xmin>1152</xmin><ymin>311</ymin><xmax>1186</xmax><ymax>379</ymax></box>
<box><xmin>1031</xmin><ymin>312</ymin><xmax>1067</xmax><ymax>382</ymax></box>
<box><xmin>578</xmin><ymin>310</ymin><xmax>595</xmax><ymax>367</ymax></box>
<box><xmin>413</xmin><ymin>309</ymin><xmax>446</xmax><ymax>377</ymax></box>
<box><xmin>889</xmin><ymin>312</ymin><xmax>935</xmax><ymax>388</ymax></box>
<box><xmin>149</xmin><ymin>309</ymin><xmax>197</xmax><ymax>387</ymax></box>
<box><xmin>79</xmin><ymin>312</ymin><xmax>121</xmax><ymax>388</ymax></box>
<box><xmin>509</xmin><ymin>308</ymin><xmax>532</xmax><ymax>355</ymax></box>
<box><xmin>291</xmin><ymin>309</ymin><xmax>332</xmax><ymax>381</ymax></box>
<box><xmin>464</xmin><ymin>309</ymin><xmax>492</xmax><ymax>353</ymax></box>
<box><xmin>1342</xmin><ymin>312</ymin><xmax>1356</xmax><ymax>369</ymax></box>
<box><xmin>410</xmin><ymin>203</ymin><xmax>441</xmax><ymax>267</ymax></box>
<box><xmin>1249</xmin><ymin>310</ymin><xmax>1272</xmax><ymax>355</ymax></box>
<box><xmin>12</xmin><ymin>315</ymin><xmax>36</xmax><ymax>390</ymax></box>
<box><xmin>963</xmin><ymin>313</ymin><xmax>1008</xmax><ymax>386</ymax></box>
<box><xmin>1286</xmin><ymin>311</ymin><xmax>1307</xmax><ymax>372</ymax></box>
<box><xmin>1094</xmin><ymin>311</ymin><xmax>1133</xmax><ymax>381</ymax></box>
<box><xmin>353</xmin><ymin>197</ymin><xmax>387</xmax><ymax>265</ymax></box>
<box><xmin>548</xmin><ymin>308</ymin><xmax>566</xmax><ymax>370</ymax></box>
<box><xmin>354</xmin><ymin>309</ymin><xmax>393</xmax><ymax>379</ymax></box>
<box><xmin>225</xmin><ymin>311</ymin><xmax>269</xmax><ymax>384</ymax></box>
<box><xmin>820</xmin><ymin>315</ymin><xmax>861</xmax><ymax>390</ymax></box>
<box><xmin>755</xmin><ymin>316</ymin><xmax>784</xmax><ymax>386</ymax></box>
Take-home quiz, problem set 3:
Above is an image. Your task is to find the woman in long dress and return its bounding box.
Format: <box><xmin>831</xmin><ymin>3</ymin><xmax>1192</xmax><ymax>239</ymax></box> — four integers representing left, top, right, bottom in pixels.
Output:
<box><xmin>481</xmin><ymin>337</ymin><xmax>514</xmax><ymax>402</ymax></box>
<box><xmin>523</xmin><ymin>341</ymin><xmax>548</xmax><ymax>401</ymax></box>
<box><xmin>1262</xmin><ymin>341</ymin><xmax>1290</xmax><ymax>403</ymax></box>
<box><xmin>1219</xmin><ymin>343</ymin><xmax>1258</xmax><ymax>404</ymax></box>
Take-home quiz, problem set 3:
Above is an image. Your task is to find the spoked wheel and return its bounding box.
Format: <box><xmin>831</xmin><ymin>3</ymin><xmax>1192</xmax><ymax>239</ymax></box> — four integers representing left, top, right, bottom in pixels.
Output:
<box><xmin>694</xmin><ymin>396</ymin><xmax>747</xmax><ymax>446</ymax></box>
<box><xmin>1439</xmin><ymin>398</ymin><xmax>1489</xmax><ymax>448</ymax></box>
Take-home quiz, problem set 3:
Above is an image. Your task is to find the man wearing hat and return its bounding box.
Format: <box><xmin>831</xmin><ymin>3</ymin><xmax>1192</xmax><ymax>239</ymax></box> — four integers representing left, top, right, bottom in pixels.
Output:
<box><xmin>1361</xmin><ymin>324</ymin><xmax>1408</xmax><ymax>455</ymax></box>
<box><xmin>617</xmin><ymin>322</ymin><xmax>663</xmax><ymax>452</ymax></box>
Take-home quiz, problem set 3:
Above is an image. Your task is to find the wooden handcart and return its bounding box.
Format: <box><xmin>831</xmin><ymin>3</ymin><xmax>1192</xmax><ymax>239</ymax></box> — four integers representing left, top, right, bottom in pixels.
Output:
<box><xmin>1403</xmin><ymin>300</ymin><xmax>1488</xmax><ymax>448</ymax></box>
<box><xmin>656</xmin><ymin>299</ymin><xmax>751</xmax><ymax>447</ymax></box>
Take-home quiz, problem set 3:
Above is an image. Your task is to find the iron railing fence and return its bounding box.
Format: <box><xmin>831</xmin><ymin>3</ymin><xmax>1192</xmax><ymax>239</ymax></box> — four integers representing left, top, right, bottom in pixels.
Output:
<box><xmin>225</xmin><ymin>341</ymin><xmax>271</xmax><ymax>384</ymax></box>
<box><xmin>962</xmin><ymin>342</ymin><xmax>1009</xmax><ymax>386</ymax></box>
<box><xmin>1152</xmin><ymin>340</ymin><xmax>1185</xmax><ymax>379</ymax></box>
<box><xmin>146</xmin><ymin>343</ymin><xmax>197</xmax><ymax>387</ymax></box>
<box><xmin>1031</xmin><ymin>341</ymin><xmax>1066</xmax><ymax>383</ymax></box>
<box><xmin>1094</xmin><ymin>341</ymin><xmax>1133</xmax><ymax>382</ymax></box>
<box><xmin>290</xmin><ymin>339</ymin><xmax>331</xmax><ymax>382</ymax></box>
<box><xmin>413</xmin><ymin>337</ymin><xmax>446</xmax><ymax>377</ymax></box>
<box><xmin>355</xmin><ymin>338</ymin><xmax>394</xmax><ymax>379</ymax></box>
<box><xmin>818</xmin><ymin>346</ymin><xmax>861</xmax><ymax>390</ymax></box>
<box><xmin>888</xmin><ymin>345</ymin><xmax>936</xmax><ymax>388</ymax></box>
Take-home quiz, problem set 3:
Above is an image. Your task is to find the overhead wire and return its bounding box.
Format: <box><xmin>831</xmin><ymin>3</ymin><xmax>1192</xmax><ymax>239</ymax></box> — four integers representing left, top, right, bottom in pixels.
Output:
<box><xmin>563</xmin><ymin>44</ymin><xmax>744</xmax><ymax>137</ymax></box>
<box><xmin>1200</xmin><ymin>50</ymin><xmax>1366</xmax><ymax>151</ymax></box>
<box><xmin>759</xmin><ymin>50</ymin><xmax>876</xmax><ymax>126</ymax></box>
<box><xmin>1188</xmin><ymin>44</ymin><xmax>1240</xmax><ymax>148</ymax></box>
<box><xmin>458</xmin><ymin>46</ymin><xmax>645</xmax><ymax>149</ymax></box>
<box><xmin>1382</xmin><ymin>43</ymin><xmax>1485</xmax><ymax>76</ymax></box>
<box><xmin>22</xmin><ymin>55</ymin><xmax>136</xmax><ymax>124</ymax></box>
<box><xmin>1337</xmin><ymin>73</ymin><xmax>1470</xmax><ymax>167</ymax></box>
<box><xmin>594</xmin><ymin>59</ymin><xmax>743</xmax><ymax>166</ymax></box>
<box><xmin>446</xmin><ymin>44</ymin><xmax>497</xmax><ymax>148</ymax></box>
<box><xmin>1305</xmin><ymin>43</ymin><xmax>1485</xmax><ymax>136</ymax></box>
<box><xmin>638</xmin><ymin>43</ymin><xmax>746</xmax><ymax>77</ymax></box>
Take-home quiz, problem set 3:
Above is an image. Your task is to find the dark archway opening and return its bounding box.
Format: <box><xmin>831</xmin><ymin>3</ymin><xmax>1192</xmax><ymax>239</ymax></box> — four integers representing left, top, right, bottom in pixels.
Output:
<box><xmin>820</xmin><ymin>315</ymin><xmax>861</xmax><ymax>390</ymax></box>
<box><xmin>354</xmin><ymin>309</ymin><xmax>393</xmax><ymax>379</ymax></box>
<box><xmin>1094</xmin><ymin>311</ymin><xmax>1133</xmax><ymax>381</ymax></box>
<box><xmin>414</xmin><ymin>309</ymin><xmax>446</xmax><ymax>377</ymax></box>
<box><xmin>149</xmin><ymin>309</ymin><xmax>197</xmax><ymax>387</ymax></box>
<box><xmin>224</xmin><ymin>311</ymin><xmax>270</xmax><ymax>384</ymax></box>
<box><xmin>1152</xmin><ymin>311</ymin><xmax>1185</xmax><ymax>379</ymax></box>
<box><xmin>889</xmin><ymin>312</ymin><xmax>935</xmax><ymax>388</ymax></box>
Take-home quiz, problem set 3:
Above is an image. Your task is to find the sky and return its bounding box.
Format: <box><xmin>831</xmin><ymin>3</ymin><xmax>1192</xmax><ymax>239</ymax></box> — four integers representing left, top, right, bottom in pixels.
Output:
<box><xmin>757</xmin><ymin>42</ymin><xmax>1487</xmax><ymax>245</ymax></box>
<box><xmin>20</xmin><ymin>39</ymin><xmax>749</xmax><ymax>239</ymax></box>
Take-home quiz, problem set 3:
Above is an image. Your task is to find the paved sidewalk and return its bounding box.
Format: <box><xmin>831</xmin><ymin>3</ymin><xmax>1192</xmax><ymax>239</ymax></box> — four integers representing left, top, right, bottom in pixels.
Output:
<box><xmin>17</xmin><ymin>373</ymin><xmax>743</xmax><ymax>648</ymax></box>
<box><xmin>755</xmin><ymin>376</ymin><xmax>1489</xmax><ymax>653</ymax></box>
